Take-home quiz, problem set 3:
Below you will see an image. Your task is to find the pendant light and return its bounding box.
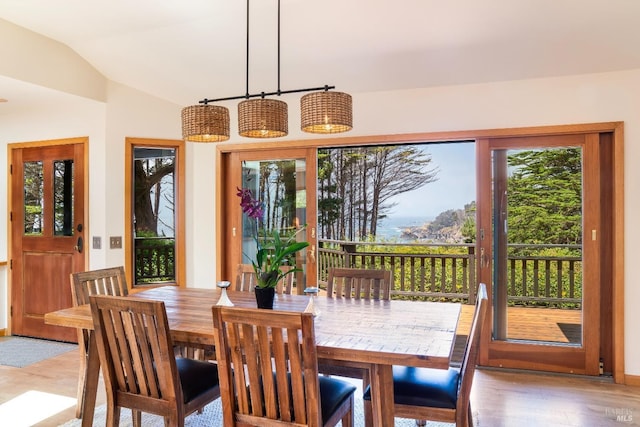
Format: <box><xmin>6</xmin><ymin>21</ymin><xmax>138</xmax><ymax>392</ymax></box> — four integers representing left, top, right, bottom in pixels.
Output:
<box><xmin>301</xmin><ymin>89</ymin><xmax>352</xmax><ymax>134</ymax></box>
<box><xmin>181</xmin><ymin>0</ymin><xmax>352</xmax><ymax>141</ymax></box>
<box><xmin>238</xmin><ymin>98</ymin><xmax>288</xmax><ymax>138</ymax></box>
<box><xmin>181</xmin><ymin>104</ymin><xmax>230</xmax><ymax>142</ymax></box>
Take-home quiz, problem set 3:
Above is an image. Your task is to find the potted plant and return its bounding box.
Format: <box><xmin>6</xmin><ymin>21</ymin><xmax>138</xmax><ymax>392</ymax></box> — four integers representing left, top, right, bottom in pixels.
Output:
<box><xmin>237</xmin><ymin>187</ymin><xmax>309</xmax><ymax>308</ymax></box>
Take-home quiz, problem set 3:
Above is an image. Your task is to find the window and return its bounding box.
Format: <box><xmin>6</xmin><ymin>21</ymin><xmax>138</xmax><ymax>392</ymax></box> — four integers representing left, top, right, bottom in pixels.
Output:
<box><xmin>125</xmin><ymin>138</ymin><xmax>185</xmax><ymax>287</ymax></box>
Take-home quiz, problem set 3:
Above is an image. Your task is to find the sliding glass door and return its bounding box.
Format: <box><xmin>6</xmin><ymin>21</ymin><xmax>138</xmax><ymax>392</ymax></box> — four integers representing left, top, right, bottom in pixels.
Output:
<box><xmin>222</xmin><ymin>148</ymin><xmax>317</xmax><ymax>293</ymax></box>
<box><xmin>478</xmin><ymin>134</ymin><xmax>602</xmax><ymax>375</ymax></box>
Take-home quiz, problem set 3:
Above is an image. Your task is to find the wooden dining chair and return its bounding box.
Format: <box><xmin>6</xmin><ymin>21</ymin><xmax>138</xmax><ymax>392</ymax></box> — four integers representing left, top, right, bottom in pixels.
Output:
<box><xmin>70</xmin><ymin>266</ymin><xmax>211</xmax><ymax>418</ymax></box>
<box><xmin>325</xmin><ymin>267</ymin><xmax>392</xmax><ymax>300</ymax></box>
<box><xmin>234</xmin><ymin>263</ymin><xmax>295</xmax><ymax>294</ymax></box>
<box><xmin>320</xmin><ymin>267</ymin><xmax>393</xmax><ymax>386</ymax></box>
<box><xmin>363</xmin><ymin>283</ymin><xmax>488</xmax><ymax>427</ymax></box>
<box><xmin>89</xmin><ymin>295</ymin><xmax>220</xmax><ymax>427</ymax></box>
<box><xmin>70</xmin><ymin>266</ymin><xmax>128</xmax><ymax>418</ymax></box>
<box><xmin>211</xmin><ymin>306</ymin><xmax>357</xmax><ymax>427</ymax></box>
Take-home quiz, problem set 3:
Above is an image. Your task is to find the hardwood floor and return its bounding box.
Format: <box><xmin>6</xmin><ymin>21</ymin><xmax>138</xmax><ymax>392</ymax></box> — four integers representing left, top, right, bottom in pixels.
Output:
<box><xmin>472</xmin><ymin>369</ymin><xmax>640</xmax><ymax>426</ymax></box>
<box><xmin>0</xmin><ymin>349</ymin><xmax>105</xmax><ymax>426</ymax></box>
<box><xmin>1</xmin><ymin>346</ymin><xmax>639</xmax><ymax>426</ymax></box>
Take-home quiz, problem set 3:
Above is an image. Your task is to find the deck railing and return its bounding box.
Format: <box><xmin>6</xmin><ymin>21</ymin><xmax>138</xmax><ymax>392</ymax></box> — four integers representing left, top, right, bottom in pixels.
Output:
<box><xmin>134</xmin><ymin>238</ymin><xmax>175</xmax><ymax>284</ymax></box>
<box><xmin>318</xmin><ymin>239</ymin><xmax>582</xmax><ymax>307</ymax></box>
<box><xmin>132</xmin><ymin>237</ymin><xmax>582</xmax><ymax>307</ymax></box>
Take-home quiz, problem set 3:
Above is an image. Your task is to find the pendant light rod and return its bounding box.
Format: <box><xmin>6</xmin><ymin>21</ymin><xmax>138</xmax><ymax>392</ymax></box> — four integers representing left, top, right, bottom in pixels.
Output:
<box><xmin>245</xmin><ymin>0</ymin><xmax>250</xmax><ymax>98</ymax></box>
<box><xmin>277</xmin><ymin>0</ymin><xmax>281</xmax><ymax>95</ymax></box>
<box><xmin>200</xmin><ymin>85</ymin><xmax>335</xmax><ymax>104</ymax></box>
<box><xmin>199</xmin><ymin>0</ymin><xmax>335</xmax><ymax>105</ymax></box>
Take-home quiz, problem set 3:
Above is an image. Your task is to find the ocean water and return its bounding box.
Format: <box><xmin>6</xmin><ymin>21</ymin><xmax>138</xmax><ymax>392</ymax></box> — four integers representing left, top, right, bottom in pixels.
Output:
<box><xmin>375</xmin><ymin>216</ymin><xmax>431</xmax><ymax>241</ymax></box>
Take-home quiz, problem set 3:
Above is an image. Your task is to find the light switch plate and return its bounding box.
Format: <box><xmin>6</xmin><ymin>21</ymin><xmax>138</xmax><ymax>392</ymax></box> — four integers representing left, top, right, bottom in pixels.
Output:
<box><xmin>92</xmin><ymin>236</ymin><xmax>101</xmax><ymax>249</ymax></box>
<box><xmin>109</xmin><ymin>236</ymin><xmax>122</xmax><ymax>249</ymax></box>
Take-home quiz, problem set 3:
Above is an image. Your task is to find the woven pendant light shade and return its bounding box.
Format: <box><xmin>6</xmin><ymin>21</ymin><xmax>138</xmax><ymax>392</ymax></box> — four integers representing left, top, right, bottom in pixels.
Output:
<box><xmin>238</xmin><ymin>98</ymin><xmax>288</xmax><ymax>138</ymax></box>
<box><xmin>181</xmin><ymin>105</ymin><xmax>230</xmax><ymax>142</ymax></box>
<box><xmin>300</xmin><ymin>91</ymin><xmax>352</xmax><ymax>134</ymax></box>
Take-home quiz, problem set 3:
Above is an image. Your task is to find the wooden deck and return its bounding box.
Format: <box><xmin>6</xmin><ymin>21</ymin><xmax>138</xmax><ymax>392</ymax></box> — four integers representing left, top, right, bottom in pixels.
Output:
<box><xmin>453</xmin><ymin>304</ymin><xmax>581</xmax><ymax>363</ymax></box>
<box><xmin>458</xmin><ymin>304</ymin><xmax>581</xmax><ymax>342</ymax></box>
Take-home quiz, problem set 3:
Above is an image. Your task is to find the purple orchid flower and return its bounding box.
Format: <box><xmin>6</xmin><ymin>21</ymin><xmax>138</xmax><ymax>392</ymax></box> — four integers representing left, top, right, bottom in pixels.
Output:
<box><xmin>236</xmin><ymin>187</ymin><xmax>264</xmax><ymax>220</ymax></box>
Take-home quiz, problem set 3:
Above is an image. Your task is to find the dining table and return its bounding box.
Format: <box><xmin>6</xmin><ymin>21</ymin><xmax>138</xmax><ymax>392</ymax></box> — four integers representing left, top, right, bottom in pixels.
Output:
<box><xmin>45</xmin><ymin>285</ymin><xmax>461</xmax><ymax>427</ymax></box>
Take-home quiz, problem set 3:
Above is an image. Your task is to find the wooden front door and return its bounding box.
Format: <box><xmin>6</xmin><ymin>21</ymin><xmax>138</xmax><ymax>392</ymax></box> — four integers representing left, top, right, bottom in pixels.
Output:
<box><xmin>10</xmin><ymin>138</ymin><xmax>87</xmax><ymax>342</ymax></box>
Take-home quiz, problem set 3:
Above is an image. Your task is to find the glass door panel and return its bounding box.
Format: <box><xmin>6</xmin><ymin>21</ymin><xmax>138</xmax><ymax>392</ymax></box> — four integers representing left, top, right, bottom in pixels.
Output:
<box><xmin>240</xmin><ymin>159</ymin><xmax>309</xmax><ymax>289</ymax></box>
<box><xmin>479</xmin><ymin>133</ymin><xmax>602</xmax><ymax>375</ymax></box>
<box><xmin>492</xmin><ymin>147</ymin><xmax>583</xmax><ymax>345</ymax></box>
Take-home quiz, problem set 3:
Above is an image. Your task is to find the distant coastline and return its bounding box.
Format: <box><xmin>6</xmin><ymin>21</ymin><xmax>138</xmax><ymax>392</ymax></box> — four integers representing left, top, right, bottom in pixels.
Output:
<box><xmin>375</xmin><ymin>216</ymin><xmax>432</xmax><ymax>241</ymax></box>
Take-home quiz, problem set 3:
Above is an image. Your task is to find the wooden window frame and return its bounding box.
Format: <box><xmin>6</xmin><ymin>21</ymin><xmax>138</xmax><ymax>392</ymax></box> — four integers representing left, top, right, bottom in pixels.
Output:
<box><xmin>125</xmin><ymin>137</ymin><xmax>186</xmax><ymax>288</ymax></box>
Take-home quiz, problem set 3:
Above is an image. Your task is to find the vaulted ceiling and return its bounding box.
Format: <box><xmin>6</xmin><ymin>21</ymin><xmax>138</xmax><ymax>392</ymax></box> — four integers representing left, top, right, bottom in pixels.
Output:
<box><xmin>2</xmin><ymin>0</ymin><xmax>640</xmax><ymax>110</ymax></box>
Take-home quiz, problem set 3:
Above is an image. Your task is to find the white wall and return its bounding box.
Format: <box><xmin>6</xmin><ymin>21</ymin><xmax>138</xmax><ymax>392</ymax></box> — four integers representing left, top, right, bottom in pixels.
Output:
<box><xmin>339</xmin><ymin>70</ymin><xmax>640</xmax><ymax>375</ymax></box>
<box><xmin>0</xmin><ymin>18</ymin><xmax>106</xmax><ymax>101</ymax></box>
<box><xmin>0</xmin><ymin>94</ymin><xmax>107</xmax><ymax>331</ymax></box>
<box><xmin>222</xmin><ymin>69</ymin><xmax>639</xmax><ymax>374</ymax></box>
<box><xmin>1</xmin><ymin>66</ymin><xmax>638</xmax><ymax>374</ymax></box>
<box><xmin>102</xmin><ymin>82</ymin><xmax>184</xmax><ymax>268</ymax></box>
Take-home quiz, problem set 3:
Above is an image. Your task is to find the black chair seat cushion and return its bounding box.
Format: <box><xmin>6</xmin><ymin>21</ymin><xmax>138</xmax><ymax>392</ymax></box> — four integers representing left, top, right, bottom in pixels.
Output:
<box><xmin>176</xmin><ymin>357</ymin><xmax>219</xmax><ymax>404</ymax></box>
<box><xmin>252</xmin><ymin>373</ymin><xmax>355</xmax><ymax>422</ymax></box>
<box><xmin>318</xmin><ymin>375</ymin><xmax>357</xmax><ymax>422</ymax></box>
<box><xmin>363</xmin><ymin>366</ymin><xmax>460</xmax><ymax>409</ymax></box>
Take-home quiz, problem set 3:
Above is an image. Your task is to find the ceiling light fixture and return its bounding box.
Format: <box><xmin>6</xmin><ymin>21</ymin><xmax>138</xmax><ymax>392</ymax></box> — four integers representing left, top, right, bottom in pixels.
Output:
<box><xmin>181</xmin><ymin>0</ymin><xmax>352</xmax><ymax>141</ymax></box>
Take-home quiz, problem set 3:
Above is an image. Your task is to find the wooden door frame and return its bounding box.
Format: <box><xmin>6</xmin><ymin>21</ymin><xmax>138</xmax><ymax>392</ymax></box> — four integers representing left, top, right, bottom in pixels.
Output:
<box><xmin>215</xmin><ymin>121</ymin><xmax>624</xmax><ymax>383</ymax></box>
<box><xmin>477</xmin><ymin>134</ymin><xmax>603</xmax><ymax>376</ymax></box>
<box><xmin>6</xmin><ymin>137</ymin><xmax>89</xmax><ymax>336</ymax></box>
<box><xmin>217</xmin><ymin>148</ymin><xmax>317</xmax><ymax>289</ymax></box>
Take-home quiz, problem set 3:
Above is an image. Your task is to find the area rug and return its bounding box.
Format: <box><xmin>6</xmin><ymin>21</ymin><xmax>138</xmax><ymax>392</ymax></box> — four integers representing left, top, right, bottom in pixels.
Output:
<box><xmin>0</xmin><ymin>336</ymin><xmax>77</xmax><ymax>368</ymax></box>
<box><xmin>58</xmin><ymin>395</ymin><xmax>453</xmax><ymax>427</ymax></box>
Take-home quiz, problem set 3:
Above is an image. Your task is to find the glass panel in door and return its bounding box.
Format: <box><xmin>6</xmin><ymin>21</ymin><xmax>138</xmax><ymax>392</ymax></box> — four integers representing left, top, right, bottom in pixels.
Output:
<box><xmin>53</xmin><ymin>159</ymin><xmax>74</xmax><ymax>236</ymax></box>
<box><xmin>23</xmin><ymin>161</ymin><xmax>44</xmax><ymax>235</ymax></box>
<box><xmin>492</xmin><ymin>146</ymin><xmax>583</xmax><ymax>345</ymax></box>
<box><xmin>240</xmin><ymin>159</ymin><xmax>308</xmax><ymax>288</ymax></box>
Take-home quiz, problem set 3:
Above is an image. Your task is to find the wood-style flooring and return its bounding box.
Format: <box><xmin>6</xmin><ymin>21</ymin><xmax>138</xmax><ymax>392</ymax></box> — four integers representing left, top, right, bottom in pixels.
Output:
<box><xmin>1</xmin><ymin>346</ymin><xmax>639</xmax><ymax>426</ymax></box>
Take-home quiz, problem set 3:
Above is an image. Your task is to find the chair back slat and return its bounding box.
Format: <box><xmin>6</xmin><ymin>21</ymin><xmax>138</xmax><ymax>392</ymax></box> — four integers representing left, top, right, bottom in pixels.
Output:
<box><xmin>71</xmin><ymin>266</ymin><xmax>128</xmax><ymax>306</ymax></box>
<box><xmin>71</xmin><ymin>266</ymin><xmax>128</xmax><ymax>345</ymax></box>
<box><xmin>90</xmin><ymin>295</ymin><xmax>181</xmax><ymax>407</ymax></box>
<box><xmin>212</xmin><ymin>306</ymin><xmax>322</xmax><ymax>426</ymax></box>
<box><xmin>326</xmin><ymin>267</ymin><xmax>392</xmax><ymax>300</ymax></box>
<box><xmin>235</xmin><ymin>263</ymin><xmax>295</xmax><ymax>294</ymax></box>
<box><xmin>456</xmin><ymin>283</ymin><xmax>488</xmax><ymax>426</ymax></box>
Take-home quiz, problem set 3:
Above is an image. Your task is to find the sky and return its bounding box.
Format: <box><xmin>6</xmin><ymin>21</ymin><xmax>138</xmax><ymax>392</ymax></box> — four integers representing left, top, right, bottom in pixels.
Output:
<box><xmin>389</xmin><ymin>141</ymin><xmax>476</xmax><ymax>220</ymax></box>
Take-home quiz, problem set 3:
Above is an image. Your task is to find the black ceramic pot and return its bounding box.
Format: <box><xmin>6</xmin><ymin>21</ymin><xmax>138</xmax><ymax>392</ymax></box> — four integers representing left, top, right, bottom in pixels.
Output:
<box><xmin>254</xmin><ymin>287</ymin><xmax>275</xmax><ymax>309</ymax></box>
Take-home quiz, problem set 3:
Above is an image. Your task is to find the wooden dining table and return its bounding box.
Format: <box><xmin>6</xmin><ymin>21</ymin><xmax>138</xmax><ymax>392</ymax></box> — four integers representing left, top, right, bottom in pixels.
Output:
<box><xmin>45</xmin><ymin>286</ymin><xmax>461</xmax><ymax>426</ymax></box>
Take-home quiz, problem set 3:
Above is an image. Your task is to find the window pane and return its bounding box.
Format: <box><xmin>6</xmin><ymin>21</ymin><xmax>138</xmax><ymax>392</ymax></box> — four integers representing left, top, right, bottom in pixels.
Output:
<box><xmin>133</xmin><ymin>147</ymin><xmax>176</xmax><ymax>284</ymax></box>
<box><xmin>24</xmin><ymin>161</ymin><xmax>43</xmax><ymax>235</ymax></box>
<box><xmin>53</xmin><ymin>159</ymin><xmax>74</xmax><ymax>236</ymax></box>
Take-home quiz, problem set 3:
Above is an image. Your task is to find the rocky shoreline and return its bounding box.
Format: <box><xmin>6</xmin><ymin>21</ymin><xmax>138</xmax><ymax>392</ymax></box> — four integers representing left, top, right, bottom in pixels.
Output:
<box><xmin>400</xmin><ymin>223</ymin><xmax>465</xmax><ymax>243</ymax></box>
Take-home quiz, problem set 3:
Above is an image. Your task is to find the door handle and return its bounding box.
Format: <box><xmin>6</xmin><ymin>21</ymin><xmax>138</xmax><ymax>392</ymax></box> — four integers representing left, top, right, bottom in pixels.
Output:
<box><xmin>74</xmin><ymin>236</ymin><xmax>83</xmax><ymax>253</ymax></box>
